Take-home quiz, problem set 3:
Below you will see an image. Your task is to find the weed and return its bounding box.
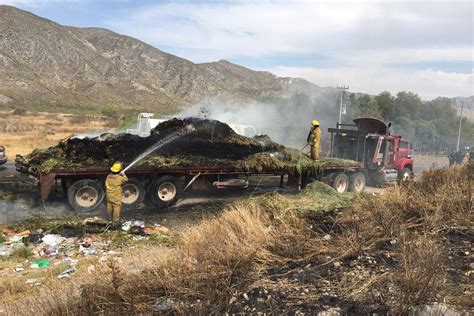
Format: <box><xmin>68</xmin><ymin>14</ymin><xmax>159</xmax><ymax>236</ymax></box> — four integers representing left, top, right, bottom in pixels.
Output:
<box><xmin>11</xmin><ymin>247</ymin><xmax>33</xmax><ymax>259</ymax></box>
<box><xmin>393</xmin><ymin>233</ymin><xmax>445</xmax><ymax>314</ymax></box>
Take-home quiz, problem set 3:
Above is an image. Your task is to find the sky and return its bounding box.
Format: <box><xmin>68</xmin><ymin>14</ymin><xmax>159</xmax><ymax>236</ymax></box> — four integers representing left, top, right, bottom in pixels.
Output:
<box><xmin>2</xmin><ymin>0</ymin><xmax>473</xmax><ymax>99</ymax></box>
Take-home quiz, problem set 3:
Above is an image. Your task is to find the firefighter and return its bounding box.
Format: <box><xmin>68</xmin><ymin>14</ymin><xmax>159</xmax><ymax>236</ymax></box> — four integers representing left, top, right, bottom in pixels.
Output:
<box><xmin>306</xmin><ymin>120</ymin><xmax>321</xmax><ymax>160</ymax></box>
<box><xmin>105</xmin><ymin>162</ymin><xmax>128</xmax><ymax>222</ymax></box>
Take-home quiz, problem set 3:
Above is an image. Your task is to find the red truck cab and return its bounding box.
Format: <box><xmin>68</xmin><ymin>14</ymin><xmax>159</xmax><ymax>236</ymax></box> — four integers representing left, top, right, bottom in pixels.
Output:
<box><xmin>329</xmin><ymin>118</ymin><xmax>414</xmax><ymax>186</ymax></box>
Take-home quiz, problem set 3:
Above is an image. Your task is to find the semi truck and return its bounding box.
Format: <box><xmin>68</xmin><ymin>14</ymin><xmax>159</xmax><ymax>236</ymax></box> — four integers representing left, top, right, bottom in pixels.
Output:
<box><xmin>327</xmin><ymin>117</ymin><xmax>414</xmax><ymax>186</ymax></box>
<box><xmin>15</xmin><ymin>117</ymin><xmax>413</xmax><ymax>213</ymax></box>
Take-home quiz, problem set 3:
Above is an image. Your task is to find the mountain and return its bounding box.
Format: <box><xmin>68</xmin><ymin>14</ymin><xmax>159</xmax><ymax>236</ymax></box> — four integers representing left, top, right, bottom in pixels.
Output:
<box><xmin>0</xmin><ymin>5</ymin><xmax>321</xmax><ymax>114</ymax></box>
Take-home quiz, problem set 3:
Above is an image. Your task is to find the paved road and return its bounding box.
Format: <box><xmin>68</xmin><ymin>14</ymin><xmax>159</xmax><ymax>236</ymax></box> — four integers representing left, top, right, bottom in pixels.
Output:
<box><xmin>413</xmin><ymin>160</ymin><xmax>448</xmax><ymax>173</ymax></box>
<box><xmin>0</xmin><ymin>162</ymin><xmax>19</xmax><ymax>183</ymax></box>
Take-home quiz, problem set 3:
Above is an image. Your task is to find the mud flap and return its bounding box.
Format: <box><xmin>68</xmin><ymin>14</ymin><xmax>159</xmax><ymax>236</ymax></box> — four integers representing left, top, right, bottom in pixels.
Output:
<box><xmin>39</xmin><ymin>173</ymin><xmax>56</xmax><ymax>201</ymax></box>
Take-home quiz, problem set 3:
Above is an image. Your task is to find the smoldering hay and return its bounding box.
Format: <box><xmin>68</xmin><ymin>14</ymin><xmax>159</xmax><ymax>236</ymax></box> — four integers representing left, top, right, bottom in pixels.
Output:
<box><xmin>21</xmin><ymin>118</ymin><xmax>357</xmax><ymax>175</ymax></box>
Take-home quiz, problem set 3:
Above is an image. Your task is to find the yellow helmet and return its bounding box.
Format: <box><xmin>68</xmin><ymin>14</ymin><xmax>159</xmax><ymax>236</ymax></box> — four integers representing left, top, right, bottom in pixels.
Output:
<box><xmin>110</xmin><ymin>162</ymin><xmax>122</xmax><ymax>173</ymax></box>
<box><xmin>312</xmin><ymin>120</ymin><xmax>320</xmax><ymax>126</ymax></box>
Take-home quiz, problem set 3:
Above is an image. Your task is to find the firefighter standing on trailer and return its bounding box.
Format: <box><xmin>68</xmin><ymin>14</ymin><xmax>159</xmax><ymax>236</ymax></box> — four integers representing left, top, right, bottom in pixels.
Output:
<box><xmin>307</xmin><ymin>120</ymin><xmax>321</xmax><ymax>160</ymax></box>
<box><xmin>105</xmin><ymin>162</ymin><xmax>128</xmax><ymax>222</ymax></box>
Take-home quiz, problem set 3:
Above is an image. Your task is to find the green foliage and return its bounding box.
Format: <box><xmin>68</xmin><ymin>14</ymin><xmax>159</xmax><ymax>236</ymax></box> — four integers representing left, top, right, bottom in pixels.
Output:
<box><xmin>100</xmin><ymin>107</ymin><xmax>119</xmax><ymax>118</ymax></box>
<box><xmin>346</xmin><ymin>91</ymin><xmax>473</xmax><ymax>153</ymax></box>
<box><xmin>11</xmin><ymin>247</ymin><xmax>33</xmax><ymax>259</ymax></box>
<box><xmin>375</xmin><ymin>91</ymin><xmax>396</xmax><ymax>121</ymax></box>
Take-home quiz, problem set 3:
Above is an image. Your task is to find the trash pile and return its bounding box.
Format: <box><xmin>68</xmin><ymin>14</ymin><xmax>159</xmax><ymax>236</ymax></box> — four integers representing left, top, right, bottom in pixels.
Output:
<box><xmin>19</xmin><ymin>118</ymin><xmax>357</xmax><ymax>175</ymax></box>
<box><xmin>0</xmin><ymin>218</ymin><xmax>171</xmax><ymax>285</ymax></box>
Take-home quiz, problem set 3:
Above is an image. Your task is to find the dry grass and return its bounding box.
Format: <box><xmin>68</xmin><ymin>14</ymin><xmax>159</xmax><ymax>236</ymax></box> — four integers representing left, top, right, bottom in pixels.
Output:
<box><xmin>1</xmin><ymin>165</ymin><xmax>472</xmax><ymax>314</ymax></box>
<box><xmin>0</xmin><ymin>110</ymin><xmax>120</xmax><ymax>156</ymax></box>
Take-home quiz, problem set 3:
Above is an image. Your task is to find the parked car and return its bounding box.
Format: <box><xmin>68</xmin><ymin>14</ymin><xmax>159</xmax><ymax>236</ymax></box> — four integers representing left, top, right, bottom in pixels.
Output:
<box><xmin>0</xmin><ymin>146</ymin><xmax>8</xmax><ymax>165</ymax></box>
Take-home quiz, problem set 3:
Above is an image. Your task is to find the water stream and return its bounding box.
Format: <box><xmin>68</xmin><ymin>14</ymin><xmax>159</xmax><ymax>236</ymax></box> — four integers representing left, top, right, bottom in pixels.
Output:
<box><xmin>123</xmin><ymin>124</ymin><xmax>195</xmax><ymax>172</ymax></box>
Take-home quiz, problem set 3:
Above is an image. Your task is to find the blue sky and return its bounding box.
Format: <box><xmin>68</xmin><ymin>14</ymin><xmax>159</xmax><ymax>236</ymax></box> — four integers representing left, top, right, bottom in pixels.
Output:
<box><xmin>2</xmin><ymin>0</ymin><xmax>473</xmax><ymax>99</ymax></box>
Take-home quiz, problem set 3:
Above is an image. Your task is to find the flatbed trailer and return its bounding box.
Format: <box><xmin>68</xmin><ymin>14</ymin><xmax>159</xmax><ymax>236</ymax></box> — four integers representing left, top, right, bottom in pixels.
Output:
<box><xmin>15</xmin><ymin>157</ymin><xmax>366</xmax><ymax>212</ymax></box>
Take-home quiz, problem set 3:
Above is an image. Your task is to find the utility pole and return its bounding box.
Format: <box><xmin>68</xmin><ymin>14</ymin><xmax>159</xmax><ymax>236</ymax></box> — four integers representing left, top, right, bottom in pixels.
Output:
<box><xmin>456</xmin><ymin>101</ymin><xmax>464</xmax><ymax>151</ymax></box>
<box><xmin>336</xmin><ymin>85</ymin><xmax>349</xmax><ymax>128</ymax></box>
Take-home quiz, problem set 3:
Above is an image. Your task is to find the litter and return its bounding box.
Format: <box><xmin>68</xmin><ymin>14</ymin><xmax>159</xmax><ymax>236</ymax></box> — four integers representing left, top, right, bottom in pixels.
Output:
<box><xmin>25</xmin><ymin>232</ymin><xmax>45</xmax><ymax>244</ymax></box>
<box><xmin>41</xmin><ymin>234</ymin><xmax>64</xmax><ymax>246</ymax></box>
<box><xmin>131</xmin><ymin>220</ymin><xmax>145</xmax><ymax>228</ymax></box>
<box><xmin>80</xmin><ymin>243</ymin><xmax>97</xmax><ymax>256</ymax></box>
<box><xmin>43</xmin><ymin>246</ymin><xmax>59</xmax><ymax>256</ymax></box>
<box><xmin>26</xmin><ymin>278</ymin><xmax>41</xmax><ymax>286</ymax></box>
<box><xmin>63</xmin><ymin>257</ymin><xmax>78</xmax><ymax>267</ymax></box>
<box><xmin>0</xmin><ymin>244</ymin><xmax>11</xmax><ymax>256</ymax></box>
<box><xmin>153</xmin><ymin>298</ymin><xmax>175</xmax><ymax>312</ymax></box>
<box><xmin>121</xmin><ymin>221</ymin><xmax>132</xmax><ymax>232</ymax></box>
<box><xmin>30</xmin><ymin>260</ymin><xmax>49</xmax><ymax>269</ymax></box>
<box><xmin>17</xmin><ymin>230</ymin><xmax>31</xmax><ymax>238</ymax></box>
<box><xmin>129</xmin><ymin>226</ymin><xmax>146</xmax><ymax>235</ymax></box>
<box><xmin>156</xmin><ymin>226</ymin><xmax>170</xmax><ymax>234</ymax></box>
<box><xmin>9</xmin><ymin>236</ymin><xmax>23</xmax><ymax>243</ymax></box>
<box><xmin>58</xmin><ymin>268</ymin><xmax>75</xmax><ymax>279</ymax></box>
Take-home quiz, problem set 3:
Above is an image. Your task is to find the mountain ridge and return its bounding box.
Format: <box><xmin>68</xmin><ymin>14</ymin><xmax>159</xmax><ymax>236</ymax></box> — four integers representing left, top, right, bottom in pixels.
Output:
<box><xmin>0</xmin><ymin>5</ymin><xmax>321</xmax><ymax>113</ymax></box>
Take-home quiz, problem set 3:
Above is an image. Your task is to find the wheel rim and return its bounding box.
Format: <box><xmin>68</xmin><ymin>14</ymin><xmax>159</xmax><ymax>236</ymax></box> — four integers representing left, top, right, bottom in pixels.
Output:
<box><xmin>353</xmin><ymin>177</ymin><xmax>364</xmax><ymax>191</ymax></box>
<box><xmin>401</xmin><ymin>171</ymin><xmax>410</xmax><ymax>182</ymax></box>
<box><xmin>75</xmin><ymin>186</ymin><xmax>99</xmax><ymax>208</ymax></box>
<box><xmin>336</xmin><ymin>178</ymin><xmax>347</xmax><ymax>193</ymax></box>
<box><xmin>157</xmin><ymin>182</ymin><xmax>177</xmax><ymax>202</ymax></box>
<box><xmin>122</xmin><ymin>183</ymin><xmax>140</xmax><ymax>204</ymax></box>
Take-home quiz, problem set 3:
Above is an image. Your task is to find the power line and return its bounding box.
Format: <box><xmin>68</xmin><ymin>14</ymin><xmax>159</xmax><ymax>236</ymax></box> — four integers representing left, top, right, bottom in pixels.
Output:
<box><xmin>336</xmin><ymin>85</ymin><xmax>349</xmax><ymax>128</ymax></box>
<box><xmin>456</xmin><ymin>101</ymin><xmax>464</xmax><ymax>151</ymax></box>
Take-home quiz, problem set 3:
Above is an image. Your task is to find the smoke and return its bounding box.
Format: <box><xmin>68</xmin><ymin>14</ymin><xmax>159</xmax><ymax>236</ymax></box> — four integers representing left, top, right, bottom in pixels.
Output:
<box><xmin>177</xmin><ymin>90</ymin><xmax>341</xmax><ymax>149</ymax></box>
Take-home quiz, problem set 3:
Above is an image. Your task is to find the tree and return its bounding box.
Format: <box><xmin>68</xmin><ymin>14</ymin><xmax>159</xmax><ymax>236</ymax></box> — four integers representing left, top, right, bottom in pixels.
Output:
<box><xmin>394</xmin><ymin>91</ymin><xmax>423</xmax><ymax>119</ymax></box>
<box><xmin>375</xmin><ymin>91</ymin><xmax>395</xmax><ymax>121</ymax></box>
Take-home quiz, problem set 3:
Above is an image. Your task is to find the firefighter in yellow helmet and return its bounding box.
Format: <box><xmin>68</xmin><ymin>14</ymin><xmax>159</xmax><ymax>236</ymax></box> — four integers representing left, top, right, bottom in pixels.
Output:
<box><xmin>306</xmin><ymin>120</ymin><xmax>321</xmax><ymax>160</ymax></box>
<box><xmin>105</xmin><ymin>162</ymin><xmax>128</xmax><ymax>222</ymax></box>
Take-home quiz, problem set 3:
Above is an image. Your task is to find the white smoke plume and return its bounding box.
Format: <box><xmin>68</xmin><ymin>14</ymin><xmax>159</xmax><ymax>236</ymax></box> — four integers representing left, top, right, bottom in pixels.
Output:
<box><xmin>177</xmin><ymin>90</ymin><xmax>342</xmax><ymax>149</ymax></box>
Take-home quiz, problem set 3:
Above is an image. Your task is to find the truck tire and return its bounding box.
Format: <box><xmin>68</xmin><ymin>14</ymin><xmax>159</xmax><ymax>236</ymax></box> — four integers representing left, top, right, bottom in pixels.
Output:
<box><xmin>67</xmin><ymin>179</ymin><xmax>104</xmax><ymax>212</ymax></box>
<box><xmin>332</xmin><ymin>173</ymin><xmax>349</xmax><ymax>193</ymax></box>
<box><xmin>150</xmin><ymin>176</ymin><xmax>180</xmax><ymax>208</ymax></box>
<box><xmin>372</xmin><ymin>171</ymin><xmax>387</xmax><ymax>187</ymax></box>
<box><xmin>398</xmin><ymin>167</ymin><xmax>412</xmax><ymax>183</ymax></box>
<box><xmin>349</xmin><ymin>172</ymin><xmax>366</xmax><ymax>193</ymax></box>
<box><xmin>121</xmin><ymin>178</ymin><xmax>145</xmax><ymax>211</ymax></box>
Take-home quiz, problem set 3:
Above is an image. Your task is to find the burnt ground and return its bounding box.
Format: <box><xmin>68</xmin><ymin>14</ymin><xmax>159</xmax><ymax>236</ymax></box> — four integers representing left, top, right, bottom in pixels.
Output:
<box><xmin>223</xmin><ymin>209</ymin><xmax>473</xmax><ymax>315</ymax></box>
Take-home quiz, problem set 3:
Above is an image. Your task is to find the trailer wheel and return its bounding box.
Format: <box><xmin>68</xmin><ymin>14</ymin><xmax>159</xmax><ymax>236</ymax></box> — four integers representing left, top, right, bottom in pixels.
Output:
<box><xmin>332</xmin><ymin>173</ymin><xmax>349</xmax><ymax>193</ymax></box>
<box><xmin>121</xmin><ymin>178</ymin><xmax>145</xmax><ymax>211</ymax></box>
<box><xmin>67</xmin><ymin>179</ymin><xmax>104</xmax><ymax>212</ymax></box>
<box><xmin>150</xmin><ymin>176</ymin><xmax>180</xmax><ymax>208</ymax></box>
<box><xmin>349</xmin><ymin>172</ymin><xmax>366</xmax><ymax>193</ymax></box>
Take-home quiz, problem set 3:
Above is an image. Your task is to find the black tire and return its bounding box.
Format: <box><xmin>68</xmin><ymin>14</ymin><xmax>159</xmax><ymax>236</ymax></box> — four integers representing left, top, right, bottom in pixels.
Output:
<box><xmin>67</xmin><ymin>179</ymin><xmax>104</xmax><ymax>212</ymax></box>
<box><xmin>349</xmin><ymin>172</ymin><xmax>366</xmax><ymax>193</ymax></box>
<box><xmin>150</xmin><ymin>176</ymin><xmax>181</xmax><ymax>208</ymax></box>
<box><xmin>332</xmin><ymin>173</ymin><xmax>349</xmax><ymax>193</ymax></box>
<box><xmin>60</xmin><ymin>178</ymin><xmax>73</xmax><ymax>195</ymax></box>
<box><xmin>398</xmin><ymin>167</ymin><xmax>412</xmax><ymax>183</ymax></box>
<box><xmin>372</xmin><ymin>171</ymin><xmax>387</xmax><ymax>187</ymax></box>
<box><xmin>121</xmin><ymin>177</ymin><xmax>146</xmax><ymax>211</ymax></box>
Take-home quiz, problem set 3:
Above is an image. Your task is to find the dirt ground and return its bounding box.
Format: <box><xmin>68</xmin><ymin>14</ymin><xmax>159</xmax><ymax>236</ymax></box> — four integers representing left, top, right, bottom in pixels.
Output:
<box><xmin>0</xmin><ymin>110</ymin><xmax>121</xmax><ymax>157</ymax></box>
